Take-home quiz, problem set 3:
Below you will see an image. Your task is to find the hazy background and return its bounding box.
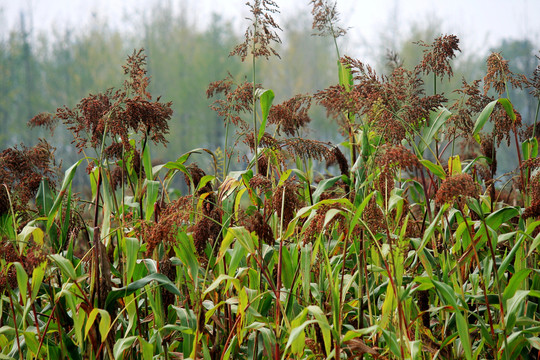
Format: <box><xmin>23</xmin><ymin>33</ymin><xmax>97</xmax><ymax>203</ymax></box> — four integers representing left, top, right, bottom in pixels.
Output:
<box><xmin>0</xmin><ymin>0</ymin><xmax>538</xmax><ymax>178</ymax></box>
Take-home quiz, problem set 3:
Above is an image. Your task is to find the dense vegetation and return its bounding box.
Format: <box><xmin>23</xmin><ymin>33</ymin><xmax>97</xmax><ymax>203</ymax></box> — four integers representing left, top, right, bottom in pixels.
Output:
<box><xmin>1</xmin><ymin>1</ymin><xmax>540</xmax><ymax>359</ymax></box>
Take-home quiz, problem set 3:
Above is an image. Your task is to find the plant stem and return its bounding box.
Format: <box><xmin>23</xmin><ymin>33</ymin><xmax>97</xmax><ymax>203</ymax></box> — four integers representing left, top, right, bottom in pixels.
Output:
<box><xmin>457</xmin><ymin>203</ymin><xmax>497</xmax><ymax>343</ymax></box>
<box><xmin>9</xmin><ymin>293</ymin><xmax>23</xmax><ymax>360</ymax></box>
<box><xmin>223</xmin><ymin>115</ymin><xmax>231</xmax><ymax>179</ymax></box>
<box><xmin>252</xmin><ymin>18</ymin><xmax>259</xmax><ymax>174</ymax></box>
<box><xmin>91</xmin><ymin>167</ymin><xmax>102</xmax><ymax>309</ymax></box>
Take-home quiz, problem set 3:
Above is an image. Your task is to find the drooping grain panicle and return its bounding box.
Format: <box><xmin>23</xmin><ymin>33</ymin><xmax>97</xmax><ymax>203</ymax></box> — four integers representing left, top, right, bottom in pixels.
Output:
<box><xmin>230</xmin><ymin>0</ymin><xmax>282</xmax><ymax>61</ymax></box>
<box><xmin>310</xmin><ymin>0</ymin><xmax>348</xmax><ymax>38</ymax></box>
<box><xmin>267</xmin><ymin>94</ymin><xmax>312</xmax><ymax>137</ymax></box>
<box><xmin>484</xmin><ymin>52</ymin><xmax>527</xmax><ymax>96</ymax></box>
<box><xmin>416</xmin><ymin>34</ymin><xmax>461</xmax><ymax>79</ymax></box>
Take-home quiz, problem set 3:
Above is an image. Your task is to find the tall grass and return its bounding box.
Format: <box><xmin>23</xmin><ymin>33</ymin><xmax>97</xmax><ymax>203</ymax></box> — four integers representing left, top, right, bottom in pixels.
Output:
<box><xmin>1</xmin><ymin>1</ymin><xmax>540</xmax><ymax>359</ymax></box>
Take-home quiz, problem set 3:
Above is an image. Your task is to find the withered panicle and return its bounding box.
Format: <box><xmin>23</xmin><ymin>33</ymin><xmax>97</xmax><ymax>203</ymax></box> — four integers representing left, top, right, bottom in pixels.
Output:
<box><xmin>30</xmin><ymin>49</ymin><xmax>172</xmax><ymax>158</ymax></box>
<box><xmin>310</xmin><ymin>0</ymin><xmax>348</xmax><ymax>38</ymax></box>
<box><xmin>492</xmin><ymin>104</ymin><xmax>521</xmax><ymax>147</ymax></box>
<box><xmin>0</xmin><ymin>239</ymin><xmax>46</xmax><ymax>293</ymax></box>
<box><xmin>272</xmin><ymin>180</ymin><xmax>300</xmax><ymax>227</ymax></box>
<box><xmin>316</xmin><ymin>56</ymin><xmax>445</xmax><ymax>144</ymax></box>
<box><xmin>326</xmin><ymin>146</ymin><xmax>349</xmax><ymax>177</ymax></box>
<box><xmin>375</xmin><ymin>144</ymin><xmax>420</xmax><ymax>172</ymax></box>
<box><xmin>281</xmin><ymin>138</ymin><xmax>333</xmax><ymax>162</ymax></box>
<box><xmin>230</xmin><ymin>0</ymin><xmax>282</xmax><ymax>61</ymax></box>
<box><xmin>484</xmin><ymin>52</ymin><xmax>526</xmax><ymax>96</ymax></box>
<box><xmin>184</xmin><ymin>163</ymin><xmax>207</xmax><ymax>191</ymax></box>
<box><xmin>268</xmin><ymin>94</ymin><xmax>312</xmax><ymax>137</ymax></box>
<box><xmin>28</xmin><ymin>112</ymin><xmax>57</xmax><ymax>134</ymax></box>
<box><xmin>448</xmin><ymin>79</ymin><xmax>493</xmax><ymax>138</ymax></box>
<box><xmin>417</xmin><ymin>34</ymin><xmax>461</xmax><ymax>79</ymax></box>
<box><xmin>243</xmin><ymin>211</ymin><xmax>274</xmax><ymax>245</ymax></box>
<box><xmin>192</xmin><ymin>207</ymin><xmax>223</xmax><ymax>256</ymax></box>
<box><xmin>303</xmin><ymin>203</ymin><xmax>347</xmax><ymax>242</ymax></box>
<box><xmin>138</xmin><ymin>196</ymin><xmax>194</xmax><ymax>255</ymax></box>
<box><xmin>435</xmin><ymin>173</ymin><xmax>480</xmax><ymax>206</ymax></box>
<box><xmin>523</xmin><ymin>173</ymin><xmax>540</xmax><ymax>220</ymax></box>
<box><xmin>0</xmin><ymin>140</ymin><xmax>57</xmax><ymax>216</ymax></box>
<box><xmin>479</xmin><ymin>134</ymin><xmax>497</xmax><ymax>177</ymax></box>
<box><xmin>207</xmin><ymin>76</ymin><xmax>260</xmax><ymax>131</ymax></box>
<box><xmin>250</xmin><ymin>173</ymin><xmax>273</xmax><ymax>197</ymax></box>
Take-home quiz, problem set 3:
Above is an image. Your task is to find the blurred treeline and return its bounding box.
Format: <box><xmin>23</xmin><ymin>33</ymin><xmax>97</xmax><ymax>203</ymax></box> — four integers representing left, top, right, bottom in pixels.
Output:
<box><xmin>0</xmin><ymin>2</ymin><xmax>538</xmax><ymax>177</ymax></box>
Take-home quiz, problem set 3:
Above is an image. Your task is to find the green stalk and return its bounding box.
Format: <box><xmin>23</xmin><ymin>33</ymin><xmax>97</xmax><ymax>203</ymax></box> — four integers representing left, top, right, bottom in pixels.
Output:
<box><xmin>252</xmin><ymin>17</ymin><xmax>259</xmax><ymax>175</ymax></box>
<box><xmin>479</xmin><ymin>211</ymin><xmax>509</xmax><ymax>358</ymax></box>
<box><xmin>9</xmin><ymin>293</ymin><xmax>23</xmax><ymax>360</ymax></box>
<box><xmin>90</xmin><ymin>168</ymin><xmax>102</xmax><ymax>308</ymax></box>
<box><xmin>336</xmin><ymin>231</ymin><xmax>352</xmax><ymax>359</ymax></box>
<box><xmin>2</xmin><ymin>184</ymin><xmax>18</xmax><ymax>241</ymax></box>
<box><xmin>35</xmin><ymin>299</ymin><xmax>59</xmax><ymax>357</ymax></box>
<box><xmin>532</xmin><ymin>99</ymin><xmax>540</xmax><ymax>137</ymax></box>
<box><xmin>500</xmin><ymin>65</ymin><xmax>526</xmax><ymax>207</ymax></box>
<box><xmin>433</xmin><ymin>73</ymin><xmax>441</xmax><ymax>162</ymax></box>
<box><xmin>456</xmin><ymin>203</ymin><xmax>497</xmax><ymax>348</ymax></box>
<box><xmin>274</xmin><ymin>186</ymin><xmax>287</xmax><ymax>360</ymax></box>
<box><xmin>223</xmin><ymin>115</ymin><xmax>231</xmax><ymax>179</ymax></box>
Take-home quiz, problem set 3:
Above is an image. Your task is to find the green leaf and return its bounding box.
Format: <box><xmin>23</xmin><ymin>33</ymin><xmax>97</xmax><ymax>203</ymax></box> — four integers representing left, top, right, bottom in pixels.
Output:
<box><xmin>503</xmin><ymin>269</ymin><xmax>531</xmax><ymax>301</ymax></box>
<box><xmin>306</xmin><ymin>305</ymin><xmax>332</xmax><ymax>355</ymax></box>
<box><xmin>258</xmin><ymin>89</ymin><xmax>275</xmax><ymax>142</ymax></box>
<box><xmin>419</xmin><ymin>159</ymin><xmax>446</xmax><ymax>179</ymax></box>
<box><xmin>485</xmin><ymin>207</ymin><xmax>519</xmax><ymax>230</ymax></box>
<box><xmin>142</xmin><ymin>145</ymin><xmax>153</xmax><ymax>180</ymax></box>
<box><xmin>59</xmin><ymin>185</ymin><xmax>73</xmax><ymax>251</ymax></box>
<box><xmin>312</xmin><ymin>175</ymin><xmax>341</xmax><ymax>204</ymax></box>
<box><xmin>124</xmin><ymin>237</ymin><xmax>139</xmax><ymax>283</ymax></box>
<box><xmin>164</xmin><ymin>160</ymin><xmax>188</xmax><ymax>172</ymax></box>
<box><xmin>284</xmin><ymin>320</ymin><xmax>317</xmax><ymax>358</ymax></box>
<box><xmin>105</xmin><ymin>273</ymin><xmax>181</xmax><ymax>311</ymax></box>
<box><xmin>432</xmin><ymin>280</ymin><xmax>472</xmax><ymax>360</ymax></box>
<box><xmin>13</xmin><ymin>263</ymin><xmax>28</xmax><ymax>305</ymax></box>
<box><xmin>473</xmin><ymin>99</ymin><xmax>498</xmax><ymax>137</ymax></box>
<box><xmin>139</xmin><ymin>337</ymin><xmax>153</xmax><ymax>360</ymax></box>
<box><xmin>49</xmin><ymin>254</ymin><xmax>77</xmax><ymax>280</ymax></box>
<box><xmin>416</xmin><ymin>204</ymin><xmax>448</xmax><ymax>254</ymax></box>
<box><xmin>529</xmin><ymin>229</ymin><xmax>540</xmax><ymax>257</ymax></box>
<box><xmin>410</xmin><ymin>340</ymin><xmax>422</xmax><ymax>360</ymax></box>
<box><xmin>338</xmin><ymin>59</ymin><xmax>353</xmax><ymax>92</ymax></box>
<box><xmin>462</xmin><ymin>156</ymin><xmax>491</xmax><ymax>174</ymax></box>
<box><xmin>226</xmin><ymin>226</ymin><xmax>256</xmax><ymax>254</ymax></box>
<box><xmin>505</xmin><ymin>290</ymin><xmax>529</xmax><ymax>330</ymax></box>
<box><xmin>227</xmin><ymin>241</ymin><xmax>247</xmax><ymax>277</ymax></box>
<box><xmin>144</xmin><ymin>180</ymin><xmax>160</xmax><ymax>221</ymax></box>
<box><xmin>448</xmin><ymin>155</ymin><xmax>462</xmax><ymax>175</ymax></box>
<box><xmin>89</xmin><ymin>166</ymin><xmax>100</xmax><ymax>200</ymax></box>
<box><xmin>419</xmin><ymin>107</ymin><xmax>452</xmax><ymax>154</ymax></box>
<box><xmin>17</xmin><ymin>225</ymin><xmax>44</xmax><ymax>247</ymax></box>
<box><xmin>381</xmin><ymin>329</ymin><xmax>401</xmax><ymax>358</ymax></box>
<box><xmin>301</xmin><ymin>244</ymin><xmax>311</xmax><ymax>303</ymax></box>
<box><xmin>85</xmin><ymin>308</ymin><xmax>111</xmax><ymax>341</ymax></box>
<box><xmin>175</xmin><ymin>232</ymin><xmax>200</xmax><ymax>288</ymax></box>
<box><xmin>203</xmin><ymin>274</ymin><xmax>239</xmax><ymax>295</ymax></box>
<box><xmin>22</xmin><ymin>331</ymin><xmax>40</xmax><ymax>356</ymax></box>
<box><xmin>31</xmin><ymin>261</ymin><xmax>46</xmax><ymax>302</ymax></box>
<box><xmin>47</xmin><ymin>159</ymin><xmax>84</xmax><ymax>232</ymax></box>
<box><xmin>36</xmin><ymin>178</ymin><xmax>55</xmax><ymax>216</ymax></box>
<box><xmin>342</xmin><ymin>326</ymin><xmax>378</xmax><ymax>342</ymax></box>
<box><xmin>498</xmin><ymin>98</ymin><xmax>516</xmax><ymax>121</ymax></box>
<box><xmin>113</xmin><ymin>336</ymin><xmax>137</xmax><ymax>360</ymax></box>
<box><xmin>522</xmin><ymin>137</ymin><xmax>539</xmax><ymax>161</ymax></box>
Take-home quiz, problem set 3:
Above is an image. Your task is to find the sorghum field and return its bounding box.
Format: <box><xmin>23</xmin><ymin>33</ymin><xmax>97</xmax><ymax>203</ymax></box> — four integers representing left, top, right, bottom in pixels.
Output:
<box><xmin>1</xmin><ymin>1</ymin><xmax>540</xmax><ymax>359</ymax></box>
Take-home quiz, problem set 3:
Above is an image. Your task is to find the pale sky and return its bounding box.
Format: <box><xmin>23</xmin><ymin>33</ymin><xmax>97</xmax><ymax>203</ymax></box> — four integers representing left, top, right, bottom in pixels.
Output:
<box><xmin>1</xmin><ymin>0</ymin><xmax>539</xmax><ymax>61</ymax></box>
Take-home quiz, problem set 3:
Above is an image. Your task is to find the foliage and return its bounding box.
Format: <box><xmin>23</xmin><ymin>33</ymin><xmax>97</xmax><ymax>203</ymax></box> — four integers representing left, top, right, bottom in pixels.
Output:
<box><xmin>1</xmin><ymin>2</ymin><xmax>540</xmax><ymax>360</ymax></box>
